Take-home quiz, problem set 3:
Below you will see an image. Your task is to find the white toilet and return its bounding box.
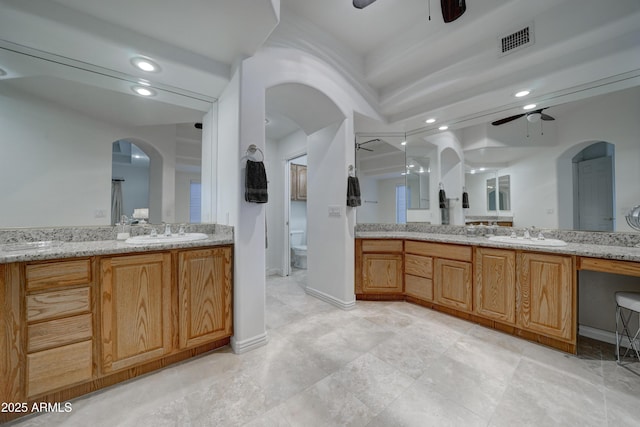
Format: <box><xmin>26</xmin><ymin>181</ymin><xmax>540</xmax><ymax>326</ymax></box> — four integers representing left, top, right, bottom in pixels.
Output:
<box><xmin>290</xmin><ymin>230</ymin><xmax>307</xmax><ymax>269</ymax></box>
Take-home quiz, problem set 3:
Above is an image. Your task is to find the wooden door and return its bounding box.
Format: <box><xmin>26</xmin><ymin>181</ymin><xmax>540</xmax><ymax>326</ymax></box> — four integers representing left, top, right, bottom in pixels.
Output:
<box><xmin>362</xmin><ymin>253</ymin><xmax>403</xmax><ymax>293</ymax></box>
<box><xmin>101</xmin><ymin>253</ymin><xmax>172</xmax><ymax>373</ymax></box>
<box><xmin>178</xmin><ymin>247</ymin><xmax>233</xmax><ymax>349</ymax></box>
<box><xmin>517</xmin><ymin>252</ymin><xmax>575</xmax><ymax>341</ymax></box>
<box><xmin>474</xmin><ymin>248</ymin><xmax>516</xmax><ymax>324</ymax></box>
<box><xmin>435</xmin><ymin>258</ymin><xmax>472</xmax><ymax>312</ymax></box>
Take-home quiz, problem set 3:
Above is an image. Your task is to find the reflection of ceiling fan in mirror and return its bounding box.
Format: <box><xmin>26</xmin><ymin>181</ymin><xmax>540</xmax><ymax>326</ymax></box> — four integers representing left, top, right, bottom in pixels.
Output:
<box><xmin>491</xmin><ymin>108</ymin><xmax>556</xmax><ymax>126</ymax></box>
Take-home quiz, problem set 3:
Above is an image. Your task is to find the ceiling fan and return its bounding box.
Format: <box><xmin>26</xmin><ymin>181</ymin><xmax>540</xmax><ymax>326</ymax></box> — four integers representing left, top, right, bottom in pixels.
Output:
<box><xmin>491</xmin><ymin>108</ymin><xmax>555</xmax><ymax>126</ymax></box>
<box><xmin>353</xmin><ymin>0</ymin><xmax>466</xmax><ymax>23</ymax></box>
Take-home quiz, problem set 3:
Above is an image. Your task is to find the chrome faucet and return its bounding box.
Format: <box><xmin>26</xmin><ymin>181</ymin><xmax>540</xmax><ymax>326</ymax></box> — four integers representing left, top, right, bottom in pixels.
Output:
<box><xmin>164</xmin><ymin>223</ymin><xmax>172</xmax><ymax>236</ymax></box>
<box><xmin>523</xmin><ymin>228</ymin><xmax>531</xmax><ymax>239</ymax></box>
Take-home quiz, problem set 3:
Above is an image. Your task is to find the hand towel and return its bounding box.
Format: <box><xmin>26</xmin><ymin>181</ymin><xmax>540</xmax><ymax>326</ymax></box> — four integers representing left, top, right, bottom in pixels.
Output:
<box><xmin>439</xmin><ymin>188</ymin><xmax>447</xmax><ymax>209</ymax></box>
<box><xmin>245</xmin><ymin>160</ymin><xmax>268</xmax><ymax>203</ymax></box>
<box><xmin>347</xmin><ymin>176</ymin><xmax>362</xmax><ymax>207</ymax></box>
<box><xmin>462</xmin><ymin>191</ymin><xmax>470</xmax><ymax>209</ymax></box>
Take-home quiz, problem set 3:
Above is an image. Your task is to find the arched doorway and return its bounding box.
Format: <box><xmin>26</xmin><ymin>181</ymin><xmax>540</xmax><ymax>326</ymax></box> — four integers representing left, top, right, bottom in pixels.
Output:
<box><xmin>572</xmin><ymin>141</ymin><xmax>615</xmax><ymax>231</ymax></box>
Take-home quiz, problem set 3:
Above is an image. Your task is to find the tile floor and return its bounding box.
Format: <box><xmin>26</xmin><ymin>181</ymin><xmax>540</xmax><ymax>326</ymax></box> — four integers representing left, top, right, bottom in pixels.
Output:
<box><xmin>7</xmin><ymin>269</ymin><xmax>640</xmax><ymax>426</ymax></box>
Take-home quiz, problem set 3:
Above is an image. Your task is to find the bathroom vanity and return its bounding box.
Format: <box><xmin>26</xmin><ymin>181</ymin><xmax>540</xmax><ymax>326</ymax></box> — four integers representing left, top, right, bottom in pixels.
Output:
<box><xmin>355</xmin><ymin>226</ymin><xmax>640</xmax><ymax>355</ymax></box>
<box><xmin>0</xmin><ymin>226</ymin><xmax>233</xmax><ymax>423</ymax></box>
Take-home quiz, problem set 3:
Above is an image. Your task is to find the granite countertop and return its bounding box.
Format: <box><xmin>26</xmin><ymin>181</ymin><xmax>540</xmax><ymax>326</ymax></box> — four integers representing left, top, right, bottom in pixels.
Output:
<box><xmin>356</xmin><ymin>231</ymin><xmax>640</xmax><ymax>263</ymax></box>
<box><xmin>0</xmin><ymin>225</ymin><xmax>233</xmax><ymax>264</ymax></box>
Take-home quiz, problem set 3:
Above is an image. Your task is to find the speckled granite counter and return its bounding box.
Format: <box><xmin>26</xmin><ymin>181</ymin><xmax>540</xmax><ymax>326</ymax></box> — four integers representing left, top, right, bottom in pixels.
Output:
<box><xmin>0</xmin><ymin>224</ymin><xmax>233</xmax><ymax>264</ymax></box>
<box><xmin>356</xmin><ymin>223</ymin><xmax>640</xmax><ymax>263</ymax></box>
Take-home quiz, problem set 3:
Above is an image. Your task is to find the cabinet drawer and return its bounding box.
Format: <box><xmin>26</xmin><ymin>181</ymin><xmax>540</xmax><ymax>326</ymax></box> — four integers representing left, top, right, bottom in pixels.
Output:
<box><xmin>361</xmin><ymin>239</ymin><xmax>403</xmax><ymax>253</ymax></box>
<box><xmin>26</xmin><ymin>259</ymin><xmax>91</xmax><ymax>291</ymax></box>
<box><xmin>405</xmin><ymin>254</ymin><xmax>433</xmax><ymax>278</ymax></box>
<box><xmin>405</xmin><ymin>274</ymin><xmax>433</xmax><ymax>301</ymax></box>
<box><xmin>26</xmin><ymin>340</ymin><xmax>92</xmax><ymax>397</ymax></box>
<box><xmin>27</xmin><ymin>287</ymin><xmax>91</xmax><ymax>322</ymax></box>
<box><xmin>405</xmin><ymin>240</ymin><xmax>472</xmax><ymax>262</ymax></box>
<box><xmin>27</xmin><ymin>313</ymin><xmax>93</xmax><ymax>353</ymax></box>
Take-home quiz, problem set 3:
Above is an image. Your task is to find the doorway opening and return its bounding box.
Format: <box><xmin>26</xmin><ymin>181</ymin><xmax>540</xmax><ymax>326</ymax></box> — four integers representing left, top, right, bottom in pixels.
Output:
<box><xmin>111</xmin><ymin>140</ymin><xmax>150</xmax><ymax>225</ymax></box>
<box><xmin>573</xmin><ymin>141</ymin><xmax>615</xmax><ymax>231</ymax></box>
<box><xmin>287</xmin><ymin>154</ymin><xmax>308</xmax><ymax>276</ymax></box>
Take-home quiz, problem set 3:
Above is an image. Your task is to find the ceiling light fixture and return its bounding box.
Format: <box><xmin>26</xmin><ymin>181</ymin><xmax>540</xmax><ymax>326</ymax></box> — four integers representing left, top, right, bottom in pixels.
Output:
<box><xmin>132</xmin><ymin>86</ymin><xmax>156</xmax><ymax>97</ymax></box>
<box><xmin>425</xmin><ymin>118</ymin><xmax>436</xmax><ymax>124</ymax></box>
<box><xmin>523</xmin><ymin>103</ymin><xmax>537</xmax><ymax>110</ymax></box>
<box><xmin>439</xmin><ymin>125</ymin><xmax>449</xmax><ymax>131</ymax></box>
<box><xmin>515</xmin><ymin>90</ymin><xmax>530</xmax><ymax>98</ymax></box>
<box><xmin>527</xmin><ymin>112</ymin><xmax>542</xmax><ymax>123</ymax></box>
<box><xmin>401</xmin><ymin>141</ymin><xmax>407</xmax><ymax>146</ymax></box>
<box><xmin>131</xmin><ymin>57</ymin><xmax>160</xmax><ymax>73</ymax></box>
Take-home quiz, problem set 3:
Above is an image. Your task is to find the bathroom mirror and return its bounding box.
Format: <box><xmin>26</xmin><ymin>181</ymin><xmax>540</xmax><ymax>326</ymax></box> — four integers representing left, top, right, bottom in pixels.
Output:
<box><xmin>0</xmin><ymin>43</ymin><xmax>214</xmax><ymax>228</ymax></box>
<box><xmin>356</xmin><ymin>82</ymin><xmax>640</xmax><ymax>231</ymax></box>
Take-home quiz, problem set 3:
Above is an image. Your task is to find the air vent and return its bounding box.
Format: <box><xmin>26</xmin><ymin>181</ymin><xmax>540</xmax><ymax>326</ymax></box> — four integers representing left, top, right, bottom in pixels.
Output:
<box><xmin>499</xmin><ymin>23</ymin><xmax>534</xmax><ymax>56</ymax></box>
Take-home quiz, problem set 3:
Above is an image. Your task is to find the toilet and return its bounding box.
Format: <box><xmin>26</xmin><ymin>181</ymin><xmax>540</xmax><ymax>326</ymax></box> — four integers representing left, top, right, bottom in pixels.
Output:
<box><xmin>290</xmin><ymin>230</ymin><xmax>307</xmax><ymax>269</ymax></box>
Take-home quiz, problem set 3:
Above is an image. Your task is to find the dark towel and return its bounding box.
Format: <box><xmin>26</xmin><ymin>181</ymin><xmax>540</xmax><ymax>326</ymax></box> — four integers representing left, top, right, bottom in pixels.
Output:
<box><xmin>245</xmin><ymin>160</ymin><xmax>268</xmax><ymax>203</ymax></box>
<box><xmin>347</xmin><ymin>176</ymin><xmax>361</xmax><ymax>207</ymax></box>
<box><xmin>462</xmin><ymin>191</ymin><xmax>470</xmax><ymax>209</ymax></box>
<box><xmin>439</xmin><ymin>188</ymin><xmax>447</xmax><ymax>209</ymax></box>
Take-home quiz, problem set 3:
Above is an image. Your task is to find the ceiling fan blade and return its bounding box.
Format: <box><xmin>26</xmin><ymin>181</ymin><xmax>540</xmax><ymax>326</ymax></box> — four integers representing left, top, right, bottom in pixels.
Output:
<box><xmin>540</xmin><ymin>113</ymin><xmax>555</xmax><ymax>121</ymax></box>
<box><xmin>491</xmin><ymin>113</ymin><xmax>526</xmax><ymax>126</ymax></box>
<box><xmin>353</xmin><ymin>0</ymin><xmax>377</xmax><ymax>9</ymax></box>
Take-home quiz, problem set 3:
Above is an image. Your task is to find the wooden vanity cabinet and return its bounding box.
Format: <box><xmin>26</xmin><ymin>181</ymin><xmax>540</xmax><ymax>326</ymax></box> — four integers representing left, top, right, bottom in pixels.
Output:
<box><xmin>178</xmin><ymin>247</ymin><xmax>233</xmax><ymax>349</ymax></box>
<box><xmin>23</xmin><ymin>259</ymin><xmax>94</xmax><ymax>398</ymax></box>
<box><xmin>517</xmin><ymin>252</ymin><xmax>575</xmax><ymax>342</ymax></box>
<box><xmin>355</xmin><ymin>239</ymin><xmax>404</xmax><ymax>297</ymax></box>
<box><xmin>100</xmin><ymin>253</ymin><xmax>172</xmax><ymax>373</ymax></box>
<box><xmin>474</xmin><ymin>247</ymin><xmax>516</xmax><ymax>325</ymax></box>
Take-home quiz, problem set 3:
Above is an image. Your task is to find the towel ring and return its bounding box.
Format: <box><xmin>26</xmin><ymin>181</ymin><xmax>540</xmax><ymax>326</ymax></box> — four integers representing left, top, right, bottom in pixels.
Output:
<box><xmin>246</xmin><ymin>144</ymin><xmax>264</xmax><ymax>162</ymax></box>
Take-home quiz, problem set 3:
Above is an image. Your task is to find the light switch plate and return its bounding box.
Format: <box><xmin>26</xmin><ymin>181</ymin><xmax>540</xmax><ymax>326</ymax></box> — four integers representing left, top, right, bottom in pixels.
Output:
<box><xmin>328</xmin><ymin>205</ymin><xmax>342</xmax><ymax>217</ymax></box>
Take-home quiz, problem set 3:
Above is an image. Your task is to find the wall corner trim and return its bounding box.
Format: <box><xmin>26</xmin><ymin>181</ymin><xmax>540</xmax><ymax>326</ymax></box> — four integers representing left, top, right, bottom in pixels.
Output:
<box><xmin>306</xmin><ymin>286</ymin><xmax>356</xmax><ymax>311</ymax></box>
<box><xmin>231</xmin><ymin>332</ymin><xmax>268</xmax><ymax>354</ymax></box>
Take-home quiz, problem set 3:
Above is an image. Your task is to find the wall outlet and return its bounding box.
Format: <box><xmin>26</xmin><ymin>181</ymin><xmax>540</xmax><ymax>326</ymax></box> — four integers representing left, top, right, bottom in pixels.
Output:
<box><xmin>328</xmin><ymin>205</ymin><xmax>342</xmax><ymax>217</ymax></box>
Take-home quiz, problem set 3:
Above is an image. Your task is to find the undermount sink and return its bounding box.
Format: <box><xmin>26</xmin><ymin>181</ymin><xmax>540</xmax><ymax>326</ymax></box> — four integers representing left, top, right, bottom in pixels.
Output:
<box><xmin>124</xmin><ymin>233</ymin><xmax>209</xmax><ymax>245</ymax></box>
<box><xmin>488</xmin><ymin>235</ymin><xmax>568</xmax><ymax>247</ymax></box>
<box><xmin>1</xmin><ymin>240</ymin><xmax>64</xmax><ymax>252</ymax></box>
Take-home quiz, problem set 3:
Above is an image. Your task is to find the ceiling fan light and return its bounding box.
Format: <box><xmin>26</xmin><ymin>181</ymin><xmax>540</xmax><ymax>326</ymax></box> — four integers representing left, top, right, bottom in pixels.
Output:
<box><xmin>527</xmin><ymin>112</ymin><xmax>542</xmax><ymax>123</ymax></box>
<box><xmin>523</xmin><ymin>104</ymin><xmax>537</xmax><ymax>110</ymax></box>
<box><xmin>353</xmin><ymin>0</ymin><xmax>377</xmax><ymax>9</ymax></box>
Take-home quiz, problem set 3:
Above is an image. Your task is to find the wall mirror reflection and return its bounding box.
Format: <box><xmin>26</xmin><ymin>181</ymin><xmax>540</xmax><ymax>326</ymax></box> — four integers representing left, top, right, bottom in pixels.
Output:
<box><xmin>0</xmin><ymin>42</ymin><xmax>214</xmax><ymax>228</ymax></box>
<box><xmin>355</xmin><ymin>80</ymin><xmax>640</xmax><ymax>232</ymax></box>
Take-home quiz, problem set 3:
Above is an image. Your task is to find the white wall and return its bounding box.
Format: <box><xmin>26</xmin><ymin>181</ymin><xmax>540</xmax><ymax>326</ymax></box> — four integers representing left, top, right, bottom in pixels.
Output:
<box><xmin>377</xmin><ymin>177</ymin><xmax>404</xmax><ymax>223</ymax></box>
<box><xmin>0</xmin><ymin>86</ymin><xmax>187</xmax><ymax>227</ymax></box>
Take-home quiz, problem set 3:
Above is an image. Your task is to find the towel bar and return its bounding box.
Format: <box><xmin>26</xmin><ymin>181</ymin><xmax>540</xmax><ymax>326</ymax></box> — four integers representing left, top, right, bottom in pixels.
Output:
<box><xmin>245</xmin><ymin>144</ymin><xmax>264</xmax><ymax>162</ymax></box>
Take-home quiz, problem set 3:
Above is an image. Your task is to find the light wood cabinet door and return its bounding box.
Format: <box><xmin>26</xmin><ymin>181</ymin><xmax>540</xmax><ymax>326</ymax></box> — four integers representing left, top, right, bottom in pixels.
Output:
<box><xmin>362</xmin><ymin>253</ymin><xmax>403</xmax><ymax>293</ymax></box>
<box><xmin>517</xmin><ymin>252</ymin><xmax>575</xmax><ymax>341</ymax></box>
<box><xmin>290</xmin><ymin>164</ymin><xmax>307</xmax><ymax>201</ymax></box>
<box><xmin>435</xmin><ymin>258</ymin><xmax>472</xmax><ymax>312</ymax></box>
<box><xmin>100</xmin><ymin>253</ymin><xmax>172</xmax><ymax>373</ymax></box>
<box><xmin>178</xmin><ymin>247</ymin><xmax>233</xmax><ymax>349</ymax></box>
<box><xmin>474</xmin><ymin>248</ymin><xmax>516</xmax><ymax>324</ymax></box>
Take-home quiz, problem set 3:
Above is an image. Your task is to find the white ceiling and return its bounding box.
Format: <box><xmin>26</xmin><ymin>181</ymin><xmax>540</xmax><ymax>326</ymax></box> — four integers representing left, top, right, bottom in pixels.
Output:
<box><xmin>1</xmin><ymin>0</ymin><xmax>639</xmax><ymax>138</ymax></box>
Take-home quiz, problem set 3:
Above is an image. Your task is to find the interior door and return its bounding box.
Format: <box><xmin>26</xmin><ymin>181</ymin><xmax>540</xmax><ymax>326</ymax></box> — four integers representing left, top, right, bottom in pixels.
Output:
<box><xmin>577</xmin><ymin>156</ymin><xmax>614</xmax><ymax>231</ymax></box>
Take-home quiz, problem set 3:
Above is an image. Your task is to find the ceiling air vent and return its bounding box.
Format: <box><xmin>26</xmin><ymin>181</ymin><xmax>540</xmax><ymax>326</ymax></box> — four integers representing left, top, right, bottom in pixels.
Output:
<box><xmin>499</xmin><ymin>23</ymin><xmax>534</xmax><ymax>56</ymax></box>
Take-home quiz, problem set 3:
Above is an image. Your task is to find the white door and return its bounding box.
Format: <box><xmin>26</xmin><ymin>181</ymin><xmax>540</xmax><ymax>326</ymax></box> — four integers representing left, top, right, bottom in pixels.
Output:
<box><xmin>577</xmin><ymin>156</ymin><xmax>614</xmax><ymax>231</ymax></box>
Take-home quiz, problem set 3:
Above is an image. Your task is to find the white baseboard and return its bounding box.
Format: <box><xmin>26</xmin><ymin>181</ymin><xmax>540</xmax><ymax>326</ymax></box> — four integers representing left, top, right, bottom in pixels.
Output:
<box><xmin>306</xmin><ymin>286</ymin><xmax>356</xmax><ymax>311</ymax></box>
<box><xmin>579</xmin><ymin>324</ymin><xmax>640</xmax><ymax>348</ymax></box>
<box><xmin>231</xmin><ymin>332</ymin><xmax>268</xmax><ymax>354</ymax></box>
<box><xmin>266</xmin><ymin>267</ymin><xmax>283</xmax><ymax>276</ymax></box>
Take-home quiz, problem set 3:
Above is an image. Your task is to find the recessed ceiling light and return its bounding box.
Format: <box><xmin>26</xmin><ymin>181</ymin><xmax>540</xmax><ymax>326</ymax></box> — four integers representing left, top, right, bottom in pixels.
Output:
<box><xmin>479</xmin><ymin>167</ymin><xmax>486</xmax><ymax>171</ymax></box>
<box><xmin>425</xmin><ymin>118</ymin><xmax>436</xmax><ymax>124</ymax></box>
<box><xmin>408</xmin><ymin>164</ymin><xmax>415</xmax><ymax>168</ymax></box>
<box><xmin>515</xmin><ymin>90</ymin><xmax>530</xmax><ymax>98</ymax></box>
<box><xmin>439</xmin><ymin>125</ymin><xmax>449</xmax><ymax>131</ymax></box>
<box><xmin>131</xmin><ymin>57</ymin><xmax>160</xmax><ymax>73</ymax></box>
<box><xmin>132</xmin><ymin>86</ymin><xmax>156</xmax><ymax>97</ymax></box>
<box><xmin>401</xmin><ymin>141</ymin><xmax>407</xmax><ymax>146</ymax></box>
<box><xmin>523</xmin><ymin>103</ymin><xmax>537</xmax><ymax>110</ymax></box>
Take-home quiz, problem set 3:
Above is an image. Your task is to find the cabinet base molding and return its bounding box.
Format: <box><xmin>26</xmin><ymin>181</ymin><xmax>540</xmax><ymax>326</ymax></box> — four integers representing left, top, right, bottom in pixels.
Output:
<box><xmin>369</xmin><ymin>295</ymin><xmax>578</xmax><ymax>354</ymax></box>
<box><xmin>0</xmin><ymin>338</ymin><xmax>230</xmax><ymax>424</ymax></box>
<box><xmin>355</xmin><ymin>293</ymin><xmax>405</xmax><ymax>301</ymax></box>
